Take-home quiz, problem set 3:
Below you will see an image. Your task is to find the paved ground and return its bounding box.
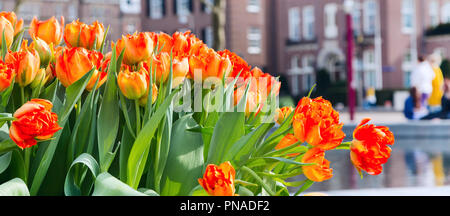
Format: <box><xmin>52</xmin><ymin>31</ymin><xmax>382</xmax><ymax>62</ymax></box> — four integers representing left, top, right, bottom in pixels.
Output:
<box><xmin>339</xmin><ymin>111</ymin><xmax>409</xmax><ymax>124</ymax></box>
<box><xmin>312</xmin><ymin>186</ymin><xmax>450</xmax><ymax>196</ymax></box>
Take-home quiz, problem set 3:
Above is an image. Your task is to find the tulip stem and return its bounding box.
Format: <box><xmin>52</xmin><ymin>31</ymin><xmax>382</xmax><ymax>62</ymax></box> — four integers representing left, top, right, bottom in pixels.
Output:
<box><xmin>20</xmin><ymin>86</ymin><xmax>25</xmax><ymax>105</ymax></box>
<box><xmin>24</xmin><ymin>147</ymin><xmax>31</xmax><ymax>184</ymax></box>
<box><xmin>135</xmin><ymin>100</ymin><xmax>141</xmax><ymax>135</ymax></box>
<box><xmin>241</xmin><ymin>166</ymin><xmax>276</xmax><ymax>196</ymax></box>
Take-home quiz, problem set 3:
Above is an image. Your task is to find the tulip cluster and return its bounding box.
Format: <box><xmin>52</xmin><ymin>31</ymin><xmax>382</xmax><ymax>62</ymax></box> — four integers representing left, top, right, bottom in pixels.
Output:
<box><xmin>274</xmin><ymin>97</ymin><xmax>395</xmax><ymax>183</ymax></box>
<box><xmin>0</xmin><ymin>11</ymin><xmax>396</xmax><ymax>197</ymax></box>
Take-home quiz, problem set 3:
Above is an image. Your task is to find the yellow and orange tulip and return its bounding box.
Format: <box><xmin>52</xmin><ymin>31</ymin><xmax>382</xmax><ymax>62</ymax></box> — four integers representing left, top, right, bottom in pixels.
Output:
<box><xmin>301</xmin><ymin>148</ymin><xmax>333</xmax><ymax>182</ymax></box>
<box><xmin>5</xmin><ymin>42</ymin><xmax>40</xmax><ymax>87</ymax></box>
<box><xmin>115</xmin><ymin>32</ymin><xmax>154</xmax><ymax>66</ymax></box>
<box><xmin>0</xmin><ymin>60</ymin><xmax>14</xmax><ymax>92</ymax></box>
<box><xmin>0</xmin><ymin>16</ymin><xmax>14</xmax><ymax>49</ymax></box>
<box><xmin>118</xmin><ymin>66</ymin><xmax>148</xmax><ymax>100</ymax></box>
<box><xmin>29</xmin><ymin>16</ymin><xmax>64</xmax><ymax>45</ymax></box>
<box><xmin>55</xmin><ymin>47</ymin><xmax>106</xmax><ymax>91</ymax></box>
<box><xmin>0</xmin><ymin>11</ymin><xmax>23</xmax><ymax>36</ymax></box>
<box><xmin>188</xmin><ymin>48</ymin><xmax>232</xmax><ymax>81</ymax></box>
<box><xmin>64</xmin><ymin>20</ymin><xmax>105</xmax><ymax>50</ymax></box>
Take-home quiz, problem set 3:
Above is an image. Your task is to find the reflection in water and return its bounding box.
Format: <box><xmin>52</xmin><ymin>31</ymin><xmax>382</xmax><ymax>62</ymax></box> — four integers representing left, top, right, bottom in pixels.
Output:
<box><xmin>287</xmin><ymin>123</ymin><xmax>450</xmax><ymax>193</ymax></box>
<box><xmin>290</xmin><ymin>149</ymin><xmax>450</xmax><ymax>192</ymax></box>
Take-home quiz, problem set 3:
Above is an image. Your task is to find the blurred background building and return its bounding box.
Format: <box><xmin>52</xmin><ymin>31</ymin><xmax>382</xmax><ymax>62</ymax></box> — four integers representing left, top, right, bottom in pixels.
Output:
<box><xmin>2</xmin><ymin>0</ymin><xmax>450</xmax><ymax>107</ymax></box>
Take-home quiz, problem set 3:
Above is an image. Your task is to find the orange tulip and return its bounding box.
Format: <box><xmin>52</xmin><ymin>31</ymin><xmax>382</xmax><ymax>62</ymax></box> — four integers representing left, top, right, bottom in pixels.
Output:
<box><xmin>64</xmin><ymin>20</ymin><xmax>105</xmax><ymax>50</ymax></box>
<box><xmin>188</xmin><ymin>48</ymin><xmax>232</xmax><ymax>81</ymax></box>
<box><xmin>0</xmin><ymin>16</ymin><xmax>14</xmax><ymax>49</ymax></box>
<box><xmin>301</xmin><ymin>148</ymin><xmax>333</xmax><ymax>182</ymax></box>
<box><xmin>55</xmin><ymin>47</ymin><xmax>106</xmax><ymax>91</ymax></box>
<box><xmin>153</xmin><ymin>32</ymin><xmax>174</xmax><ymax>54</ymax></box>
<box><xmin>115</xmin><ymin>32</ymin><xmax>154</xmax><ymax>66</ymax></box>
<box><xmin>293</xmin><ymin>97</ymin><xmax>345</xmax><ymax>151</ymax></box>
<box><xmin>250</xmin><ymin>67</ymin><xmax>281</xmax><ymax>100</ymax></box>
<box><xmin>218</xmin><ymin>49</ymin><xmax>252</xmax><ymax>80</ymax></box>
<box><xmin>350</xmin><ymin>118</ymin><xmax>395</xmax><ymax>175</ymax></box>
<box><xmin>5</xmin><ymin>41</ymin><xmax>40</xmax><ymax>87</ymax></box>
<box><xmin>9</xmin><ymin>99</ymin><xmax>62</xmax><ymax>149</ymax></box>
<box><xmin>146</xmin><ymin>52</ymin><xmax>171</xmax><ymax>84</ymax></box>
<box><xmin>0</xmin><ymin>60</ymin><xmax>14</xmax><ymax>92</ymax></box>
<box><xmin>29</xmin><ymin>16</ymin><xmax>64</xmax><ymax>45</ymax></box>
<box><xmin>138</xmin><ymin>83</ymin><xmax>158</xmax><ymax>107</ymax></box>
<box><xmin>275</xmin><ymin>134</ymin><xmax>300</xmax><ymax>157</ymax></box>
<box><xmin>118</xmin><ymin>66</ymin><xmax>148</xmax><ymax>100</ymax></box>
<box><xmin>0</xmin><ymin>11</ymin><xmax>24</xmax><ymax>36</ymax></box>
<box><xmin>172</xmin><ymin>57</ymin><xmax>189</xmax><ymax>87</ymax></box>
<box><xmin>234</xmin><ymin>86</ymin><xmax>260</xmax><ymax>116</ymax></box>
<box><xmin>275</xmin><ymin>106</ymin><xmax>294</xmax><ymax>125</ymax></box>
<box><xmin>198</xmin><ymin>162</ymin><xmax>236</xmax><ymax>196</ymax></box>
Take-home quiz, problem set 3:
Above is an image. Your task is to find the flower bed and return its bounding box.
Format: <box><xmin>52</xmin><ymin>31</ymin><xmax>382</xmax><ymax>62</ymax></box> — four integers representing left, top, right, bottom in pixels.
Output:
<box><xmin>0</xmin><ymin>12</ymin><xmax>394</xmax><ymax>196</ymax></box>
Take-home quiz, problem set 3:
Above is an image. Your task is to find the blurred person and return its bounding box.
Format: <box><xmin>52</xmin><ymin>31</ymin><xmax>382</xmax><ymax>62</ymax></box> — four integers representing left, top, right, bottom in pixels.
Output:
<box><xmin>363</xmin><ymin>87</ymin><xmax>377</xmax><ymax>109</ymax></box>
<box><xmin>441</xmin><ymin>78</ymin><xmax>450</xmax><ymax>119</ymax></box>
<box><xmin>411</xmin><ymin>56</ymin><xmax>435</xmax><ymax>108</ymax></box>
<box><xmin>404</xmin><ymin>87</ymin><xmax>428</xmax><ymax>120</ymax></box>
<box><xmin>427</xmin><ymin>53</ymin><xmax>444</xmax><ymax>114</ymax></box>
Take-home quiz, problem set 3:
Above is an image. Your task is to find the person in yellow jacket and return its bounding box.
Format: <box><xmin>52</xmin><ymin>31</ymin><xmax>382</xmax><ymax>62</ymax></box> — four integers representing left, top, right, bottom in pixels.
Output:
<box><xmin>428</xmin><ymin>53</ymin><xmax>444</xmax><ymax>113</ymax></box>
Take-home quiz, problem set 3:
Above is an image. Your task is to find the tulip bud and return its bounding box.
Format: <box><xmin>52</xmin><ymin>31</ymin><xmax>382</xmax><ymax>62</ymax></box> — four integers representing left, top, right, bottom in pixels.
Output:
<box><xmin>139</xmin><ymin>83</ymin><xmax>158</xmax><ymax>107</ymax></box>
<box><xmin>275</xmin><ymin>106</ymin><xmax>294</xmax><ymax>125</ymax></box>
<box><xmin>0</xmin><ymin>16</ymin><xmax>14</xmax><ymax>49</ymax></box>
<box><xmin>30</xmin><ymin>68</ymin><xmax>46</xmax><ymax>89</ymax></box>
<box><xmin>118</xmin><ymin>66</ymin><xmax>148</xmax><ymax>100</ymax></box>
<box><xmin>33</xmin><ymin>37</ymin><xmax>52</xmax><ymax>69</ymax></box>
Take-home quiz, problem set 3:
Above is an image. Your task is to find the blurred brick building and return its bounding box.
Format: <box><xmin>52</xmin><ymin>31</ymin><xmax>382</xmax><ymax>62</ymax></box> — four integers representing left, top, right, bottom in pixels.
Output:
<box><xmin>139</xmin><ymin>0</ymin><xmax>270</xmax><ymax>71</ymax></box>
<box><xmin>271</xmin><ymin>0</ymin><xmax>450</xmax><ymax>98</ymax></box>
<box><xmin>0</xmin><ymin>0</ymin><xmax>139</xmax><ymax>44</ymax></box>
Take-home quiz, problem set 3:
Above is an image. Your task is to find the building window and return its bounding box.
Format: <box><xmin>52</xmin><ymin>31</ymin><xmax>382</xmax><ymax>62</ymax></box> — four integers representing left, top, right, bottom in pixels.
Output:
<box><xmin>121</xmin><ymin>0</ymin><xmax>141</xmax><ymax>14</ymax></box>
<box><xmin>324</xmin><ymin>3</ymin><xmax>338</xmax><ymax>39</ymax></box>
<box><xmin>149</xmin><ymin>0</ymin><xmax>165</xmax><ymax>19</ymax></box>
<box><xmin>363</xmin><ymin>0</ymin><xmax>376</xmax><ymax>35</ymax></box>
<box><xmin>247</xmin><ymin>27</ymin><xmax>261</xmax><ymax>54</ymax></box>
<box><xmin>288</xmin><ymin>7</ymin><xmax>301</xmax><ymax>42</ymax></box>
<box><xmin>68</xmin><ymin>3</ymin><xmax>78</xmax><ymax>21</ymax></box>
<box><xmin>202</xmin><ymin>26</ymin><xmax>214</xmax><ymax>48</ymax></box>
<box><xmin>442</xmin><ymin>3</ymin><xmax>450</xmax><ymax>23</ymax></box>
<box><xmin>363</xmin><ymin>50</ymin><xmax>377</xmax><ymax>88</ymax></box>
<box><xmin>402</xmin><ymin>52</ymin><xmax>413</xmax><ymax>88</ymax></box>
<box><xmin>289</xmin><ymin>56</ymin><xmax>301</xmax><ymax>96</ymax></box>
<box><xmin>402</xmin><ymin>0</ymin><xmax>415</xmax><ymax>34</ymax></box>
<box><xmin>18</xmin><ymin>2</ymin><xmax>40</xmax><ymax>21</ymax></box>
<box><xmin>352</xmin><ymin>7</ymin><xmax>362</xmax><ymax>36</ymax></box>
<box><xmin>303</xmin><ymin>6</ymin><xmax>315</xmax><ymax>40</ymax></box>
<box><xmin>302</xmin><ymin>56</ymin><xmax>316</xmax><ymax>92</ymax></box>
<box><xmin>202</xmin><ymin>0</ymin><xmax>213</xmax><ymax>14</ymax></box>
<box><xmin>126</xmin><ymin>23</ymin><xmax>136</xmax><ymax>34</ymax></box>
<box><xmin>91</xmin><ymin>7</ymin><xmax>106</xmax><ymax>19</ymax></box>
<box><xmin>429</xmin><ymin>0</ymin><xmax>439</xmax><ymax>27</ymax></box>
<box><xmin>55</xmin><ymin>4</ymin><xmax>64</xmax><ymax>18</ymax></box>
<box><xmin>175</xmin><ymin>0</ymin><xmax>193</xmax><ymax>16</ymax></box>
<box><xmin>247</xmin><ymin>0</ymin><xmax>260</xmax><ymax>13</ymax></box>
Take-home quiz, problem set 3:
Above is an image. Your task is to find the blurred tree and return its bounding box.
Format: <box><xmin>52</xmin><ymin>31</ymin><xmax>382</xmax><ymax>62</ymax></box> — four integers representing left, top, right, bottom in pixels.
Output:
<box><xmin>14</xmin><ymin>0</ymin><xmax>24</xmax><ymax>12</ymax></box>
<box><xmin>440</xmin><ymin>59</ymin><xmax>450</xmax><ymax>78</ymax></box>
<box><xmin>202</xmin><ymin>0</ymin><xmax>226</xmax><ymax>50</ymax></box>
